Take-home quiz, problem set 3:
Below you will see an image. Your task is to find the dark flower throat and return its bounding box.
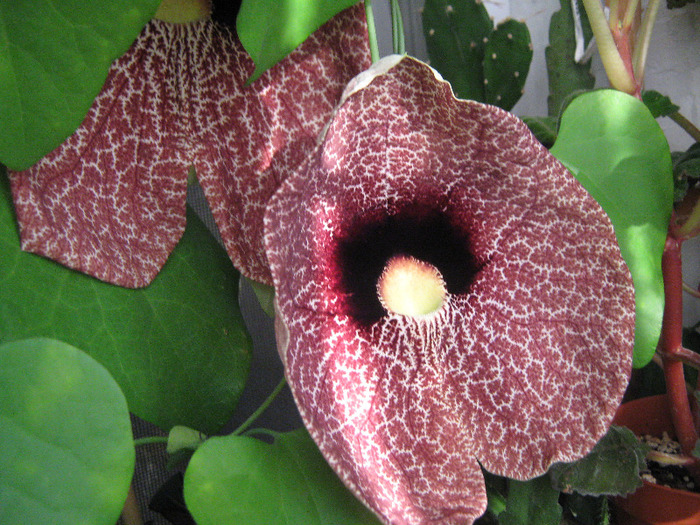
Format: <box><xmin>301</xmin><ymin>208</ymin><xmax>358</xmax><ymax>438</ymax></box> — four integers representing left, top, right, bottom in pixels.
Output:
<box><xmin>336</xmin><ymin>205</ymin><xmax>480</xmax><ymax>325</ymax></box>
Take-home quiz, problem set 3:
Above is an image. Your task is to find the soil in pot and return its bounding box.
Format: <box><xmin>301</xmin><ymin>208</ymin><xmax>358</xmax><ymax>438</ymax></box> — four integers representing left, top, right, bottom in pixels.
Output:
<box><xmin>640</xmin><ymin>432</ymin><xmax>698</xmax><ymax>493</ymax></box>
<box><xmin>612</xmin><ymin>394</ymin><xmax>700</xmax><ymax>525</ymax></box>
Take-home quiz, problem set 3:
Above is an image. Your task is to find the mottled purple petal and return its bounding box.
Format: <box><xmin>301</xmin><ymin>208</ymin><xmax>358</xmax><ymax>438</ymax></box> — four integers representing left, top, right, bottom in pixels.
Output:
<box><xmin>195</xmin><ymin>3</ymin><xmax>371</xmax><ymax>285</ymax></box>
<box><xmin>9</xmin><ymin>20</ymin><xmax>189</xmax><ymax>287</ymax></box>
<box><xmin>265</xmin><ymin>56</ymin><xmax>634</xmax><ymax>524</ymax></box>
<box><xmin>9</xmin><ymin>3</ymin><xmax>370</xmax><ymax>287</ymax></box>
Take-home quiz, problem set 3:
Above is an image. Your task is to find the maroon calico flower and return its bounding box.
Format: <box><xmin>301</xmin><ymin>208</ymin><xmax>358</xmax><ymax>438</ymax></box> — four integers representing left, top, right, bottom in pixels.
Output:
<box><xmin>264</xmin><ymin>56</ymin><xmax>635</xmax><ymax>525</ymax></box>
<box><xmin>8</xmin><ymin>3</ymin><xmax>370</xmax><ymax>287</ymax></box>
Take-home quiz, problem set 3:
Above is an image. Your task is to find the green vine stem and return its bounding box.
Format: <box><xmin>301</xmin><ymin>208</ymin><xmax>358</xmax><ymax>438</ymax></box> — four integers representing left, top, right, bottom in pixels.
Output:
<box><xmin>133</xmin><ymin>436</ymin><xmax>168</xmax><ymax>447</ymax></box>
<box><xmin>364</xmin><ymin>0</ymin><xmax>380</xmax><ymax>63</ymax></box>
<box><xmin>134</xmin><ymin>376</ymin><xmax>288</xmax><ymax>447</ymax></box>
<box><xmin>670</xmin><ymin>111</ymin><xmax>700</xmax><ymax>143</ymax></box>
<box><xmin>232</xmin><ymin>376</ymin><xmax>288</xmax><ymax>436</ymax></box>
<box><xmin>390</xmin><ymin>0</ymin><xmax>405</xmax><ymax>55</ymax></box>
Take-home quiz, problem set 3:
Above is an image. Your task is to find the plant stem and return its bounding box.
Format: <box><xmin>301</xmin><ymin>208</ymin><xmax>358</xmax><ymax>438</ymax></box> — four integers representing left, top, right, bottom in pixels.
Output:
<box><xmin>390</xmin><ymin>0</ymin><xmax>405</xmax><ymax>55</ymax></box>
<box><xmin>632</xmin><ymin>0</ymin><xmax>661</xmax><ymax>83</ymax></box>
<box><xmin>670</xmin><ymin>346</ymin><xmax>700</xmax><ymax>369</ymax></box>
<box><xmin>364</xmin><ymin>0</ymin><xmax>380</xmax><ymax>64</ymax></box>
<box><xmin>660</xmin><ymin>236</ymin><xmax>698</xmax><ymax>457</ymax></box>
<box><xmin>610</xmin><ymin>23</ymin><xmax>640</xmax><ymax>97</ymax></box>
<box><xmin>647</xmin><ymin>449</ymin><xmax>697</xmax><ymax>466</ymax></box>
<box><xmin>609</xmin><ymin>0</ymin><xmax>620</xmax><ymax>30</ymax></box>
<box><xmin>133</xmin><ymin>436</ymin><xmax>168</xmax><ymax>447</ymax></box>
<box><xmin>245</xmin><ymin>427</ymin><xmax>280</xmax><ymax>439</ymax></box>
<box><xmin>581</xmin><ymin>0</ymin><xmax>637</xmax><ymax>94</ymax></box>
<box><xmin>232</xmin><ymin>376</ymin><xmax>287</xmax><ymax>436</ymax></box>
<box><xmin>670</xmin><ymin>112</ymin><xmax>700</xmax><ymax>143</ymax></box>
<box><xmin>621</xmin><ymin>0</ymin><xmax>640</xmax><ymax>30</ymax></box>
<box><xmin>684</xmin><ymin>281</ymin><xmax>700</xmax><ymax>299</ymax></box>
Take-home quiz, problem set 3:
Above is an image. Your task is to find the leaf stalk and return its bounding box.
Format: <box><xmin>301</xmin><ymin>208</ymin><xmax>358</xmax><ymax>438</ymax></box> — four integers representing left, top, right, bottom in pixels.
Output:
<box><xmin>391</xmin><ymin>0</ymin><xmax>406</xmax><ymax>55</ymax></box>
<box><xmin>683</xmin><ymin>282</ymin><xmax>700</xmax><ymax>299</ymax></box>
<box><xmin>609</xmin><ymin>0</ymin><xmax>620</xmax><ymax>29</ymax></box>
<box><xmin>364</xmin><ymin>0</ymin><xmax>380</xmax><ymax>63</ymax></box>
<box><xmin>632</xmin><ymin>0</ymin><xmax>661</xmax><ymax>84</ymax></box>
<box><xmin>621</xmin><ymin>0</ymin><xmax>641</xmax><ymax>30</ymax></box>
<box><xmin>581</xmin><ymin>0</ymin><xmax>637</xmax><ymax>95</ymax></box>
<box><xmin>232</xmin><ymin>376</ymin><xmax>287</xmax><ymax>436</ymax></box>
<box><xmin>670</xmin><ymin>111</ymin><xmax>700</xmax><ymax>143</ymax></box>
<box><xmin>133</xmin><ymin>436</ymin><xmax>168</xmax><ymax>447</ymax></box>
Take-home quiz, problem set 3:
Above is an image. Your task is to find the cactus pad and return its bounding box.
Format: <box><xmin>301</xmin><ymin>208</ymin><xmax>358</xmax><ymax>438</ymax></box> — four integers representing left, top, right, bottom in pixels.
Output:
<box><xmin>545</xmin><ymin>0</ymin><xmax>595</xmax><ymax>117</ymax></box>
<box><xmin>423</xmin><ymin>0</ymin><xmax>532</xmax><ymax>110</ymax></box>
<box><xmin>483</xmin><ymin>18</ymin><xmax>532</xmax><ymax>111</ymax></box>
<box><xmin>422</xmin><ymin>0</ymin><xmax>493</xmax><ymax>101</ymax></box>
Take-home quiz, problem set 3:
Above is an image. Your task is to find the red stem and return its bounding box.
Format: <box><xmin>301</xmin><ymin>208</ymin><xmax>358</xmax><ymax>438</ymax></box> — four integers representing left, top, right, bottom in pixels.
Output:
<box><xmin>611</xmin><ymin>25</ymin><xmax>642</xmax><ymax>99</ymax></box>
<box><xmin>671</xmin><ymin>346</ymin><xmax>700</xmax><ymax>369</ymax></box>
<box><xmin>660</xmin><ymin>236</ymin><xmax>698</xmax><ymax>457</ymax></box>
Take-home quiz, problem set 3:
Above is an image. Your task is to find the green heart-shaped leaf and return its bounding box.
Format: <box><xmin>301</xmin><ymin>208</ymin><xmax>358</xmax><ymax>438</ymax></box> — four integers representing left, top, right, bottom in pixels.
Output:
<box><xmin>551</xmin><ymin>89</ymin><xmax>673</xmax><ymax>368</ymax></box>
<box><xmin>237</xmin><ymin>0</ymin><xmax>359</xmax><ymax>82</ymax></box>
<box><xmin>184</xmin><ymin>429</ymin><xmax>381</xmax><ymax>525</ymax></box>
<box><xmin>1</xmin><ymin>171</ymin><xmax>251</xmax><ymax>433</ymax></box>
<box><xmin>0</xmin><ymin>0</ymin><xmax>161</xmax><ymax>171</ymax></box>
<box><xmin>0</xmin><ymin>338</ymin><xmax>134</xmax><ymax>525</ymax></box>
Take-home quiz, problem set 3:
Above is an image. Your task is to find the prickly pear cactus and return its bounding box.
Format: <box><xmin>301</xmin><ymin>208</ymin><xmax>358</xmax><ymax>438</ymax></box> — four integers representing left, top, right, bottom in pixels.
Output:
<box><xmin>422</xmin><ymin>0</ymin><xmax>532</xmax><ymax>111</ymax></box>
<box><xmin>483</xmin><ymin>19</ymin><xmax>533</xmax><ymax>110</ymax></box>
<box><xmin>545</xmin><ymin>0</ymin><xmax>595</xmax><ymax>117</ymax></box>
<box><xmin>422</xmin><ymin>0</ymin><xmax>493</xmax><ymax>103</ymax></box>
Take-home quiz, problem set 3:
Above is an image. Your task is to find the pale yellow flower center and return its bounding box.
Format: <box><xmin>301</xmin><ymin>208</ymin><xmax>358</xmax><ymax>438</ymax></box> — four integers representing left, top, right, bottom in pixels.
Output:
<box><xmin>377</xmin><ymin>255</ymin><xmax>446</xmax><ymax>317</ymax></box>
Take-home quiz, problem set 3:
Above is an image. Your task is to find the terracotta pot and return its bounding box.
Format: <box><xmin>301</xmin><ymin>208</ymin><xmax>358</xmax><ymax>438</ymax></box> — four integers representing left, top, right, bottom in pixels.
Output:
<box><xmin>612</xmin><ymin>394</ymin><xmax>700</xmax><ymax>525</ymax></box>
